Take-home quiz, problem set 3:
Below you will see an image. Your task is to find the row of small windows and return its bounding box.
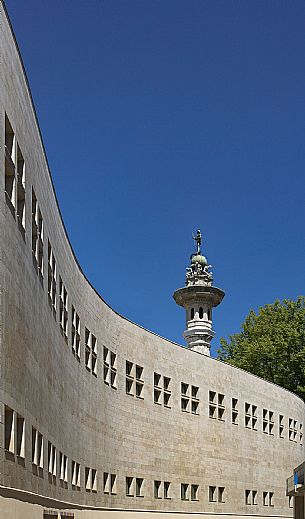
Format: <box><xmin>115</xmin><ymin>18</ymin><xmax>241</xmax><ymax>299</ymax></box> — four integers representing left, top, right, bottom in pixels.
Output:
<box><xmin>4</xmin><ymin>115</ymin><xmax>98</xmax><ymax>378</ymax></box>
<box><xmin>208</xmin><ymin>393</ymin><xmax>302</xmax><ymax>443</ymax></box>
<box><xmin>245</xmin><ymin>489</ymin><xmax>274</xmax><ymax>507</ymax></box>
<box><xmin>4</xmin><ymin>405</ymin><xmax>97</xmax><ymax>493</ymax></box>
<box><xmin>190</xmin><ymin>307</ymin><xmax>212</xmax><ymax>320</ymax></box>
<box><xmin>43</xmin><ymin>513</ymin><xmax>74</xmax><ymax>519</ymax></box>
<box><xmin>4</xmin><ymin>364</ymin><xmax>302</xmax><ymax>449</ymax></box>
<box><xmin>4</xmin><ymin>405</ymin><xmax>294</xmax><ymax>509</ymax></box>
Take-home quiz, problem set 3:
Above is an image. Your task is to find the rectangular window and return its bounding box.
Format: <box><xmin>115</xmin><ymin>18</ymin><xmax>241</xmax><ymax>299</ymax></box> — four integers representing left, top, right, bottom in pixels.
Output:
<box><xmin>16</xmin><ymin>413</ymin><xmax>25</xmax><ymax>457</ymax></box>
<box><xmin>181</xmin><ymin>383</ymin><xmax>199</xmax><ymax>414</ymax></box>
<box><xmin>59</xmin><ymin>452</ymin><xmax>68</xmax><ymax>483</ymax></box>
<box><xmin>246</xmin><ymin>489</ymin><xmax>257</xmax><ymax>505</ymax></box>
<box><xmin>32</xmin><ymin>427</ymin><xmax>43</xmax><ymax>468</ymax></box>
<box><xmin>92</xmin><ymin>469</ymin><xmax>97</xmax><ymax>492</ymax></box>
<box><xmin>136</xmin><ymin>477</ymin><xmax>144</xmax><ymax>497</ymax></box>
<box><xmin>263</xmin><ymin>491</ymin><xmax>274</xmax><ymax>507</ymax></box>
<box><xmin>209</xmin><ymin>391</ymin><xmax>225</xmax><ymax>421</ymax></box>
<box><xmin>104</xmin><ymin>347</ymin><xmax>117</xmax><ymax>388</ymax></box>
<box><xmin>181</xmin><ymin>483</ymin><xmax>189</xmax><ymax>500</ymax></box>
<box><xmin>16</xmin><ymin>144</ymin><xmax>26</xmax><ymax>233</ymax></box>
<box><xmin>5</xmin><ymin>115</ymin><xmax>16</xmax><ymax>210</ymax></box>
<box><xmin>191</xmin><ymin>484</ymin><xmax>199</xmax><ymax>501</ymax></box>
<box><xmin>154</xmin><ymin>480</ymin><xmax>161</xmax><ymax>499</ymax></box>
<box><xmin>85</xmin><ymin>467</ymin><xmax>90</xmax><ymax>491</ymax></box>
<box><xmin>59</xmin><ymin>278</ymin><xmax>69</xmax><ymax>341</ymax></box>
<box><xmin>289</xmin><ymin>418</ymin><xmax>298</xmax><ymax>441</ymax></box>
<box><xmin>218</xmin><ymin>487</ymin><xmax>225</xmax><ymax>503</ymax></box>
<box><xmin>263</xmin><ymin>408</ymin><xmax>274</xmax><ymax>435</ymax></box>
<box><xmin>48</xmin><ymin>241</ymin><xmax>57</xmax><ymax>315</ymax></box>
<box><xmin>232</xmin><ymin>398</ymin><xmax>238</xmax><ymax>425</ymax></box>
<box><xmin>300</xmin><ymin>423</ymin><xmax>303</xmax><ymax>445</ymax></box>
<box><xmin>71</xmin><ymin>460</ymin><xmax>80</xmax><ymax>488</ymax></box>
<box><xmin>181</xmin><ymin>382</ymin><xmax>190</xmax><ymax>412</ymax></box>
<box><xmin>269</xmin><ymin>492</ymin><xmax>274</xmax><ymax>507</ymax></box>
<box><xmin>71</xmin><ymin>306</ymin><xmax>81</xmax><ymax>358</ymax></box>
<box><xmin>48</xmin><ymin>441</ymin><xmax>57</xmax><ymax>477</ymax></box>
<box><xmin>135</xmin><ymin>366</ymin><xmax>144</xmax><ymax>398</ymax></box>
<box><xmin>85</xmin><ymin>328</ymin><xmax>97</xmax><ymax>376</ymax></box>
<box><xmin>126</xmin><ymin>361</ymin><xmax>144</xmax><ymax>398</ymax></box>
<box><xmin>32</xmin><ymin>189</ymin><xmax>44</xmax><ymax>277</ymax></box>
<box><xmin>126</xmin><ymin>476</ymin><xmax>134</xmax><ymax>496</ymax></box>
<box><xmin>164</xmin><ymin>481</ymin><xmax>171</xmax><ymax>499</ymax></box>
<box><xmin>191</xmin><ymin>386</ymin><xmax>199</xmax><ymax>414</ymax></box>
<box><xmin>245</xmin><ymin>402</ymin><xmax>257</xmax><ymax>430</ymax></box>
<box><xmin>103</xmin><ymin>472</ymin><xmax>117</xmax><ymax>494</ymax></box>
<box><xmin>209</xmin><ymin>391</ymin><xmax>216</xmax><ymax>419</ymax></box>
<box><xmin>104</xmin><ymin>472</ymin><xmax>110</xmax><ymax>494</ymax></box>
<box><xmin>154</xmin><ymin>373</ymin><xmax>171</xmax><ymax>407</ymax></box>
<box><xmin>279</xmin><ymin>414</ymin><xmax>284</xmax><ymax>438</ymax></box>
<box><xmin>110</xmin><ymin>473</ymin><xmax>117</xmax><ymax>495</ymax></box>
<box><xmin>209</xmin><ymin>486</ymin><xmax>216</xmax><ymax>502</ymax></box>
<box><xmin>85</xmin><ymin>467</ymin><xmax>97</xmax><ymax>492</ymax></box>
<box><xmin>4</xmin><ymin>405</ymin><xmax>15</xmax><ymax>453</ymax></box>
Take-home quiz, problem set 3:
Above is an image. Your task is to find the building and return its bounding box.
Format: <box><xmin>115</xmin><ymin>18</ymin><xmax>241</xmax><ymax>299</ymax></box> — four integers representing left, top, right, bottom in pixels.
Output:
<box><xmin>0</xmin><ymin>2</ymin><xmax>304</xmax><ymax>518</ymax></box>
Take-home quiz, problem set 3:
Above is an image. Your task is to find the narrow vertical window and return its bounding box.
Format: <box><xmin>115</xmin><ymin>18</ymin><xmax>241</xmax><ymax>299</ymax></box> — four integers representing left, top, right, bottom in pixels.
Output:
<box><xmin>218</xmin><ymin>487</ymin><xmax>225</xmax><ymax>503</ymax></box>
<box><xmin>16</xmin><ymin>413</ymin><xmax>25</xmax><ymax>458</ymax></box>
<box><xmin>232</xmin><ymin>398</ymin><xmax>238</xmax><ymax>425</ymax></box>
<box><xmin>32</xmin><ymin>189</ymin><xmax>44</xmax><ymax>278</ymax></box>
<box><xmin>126</xmin><ymin>476</ymin><xmax>134</xmax><ymax>496</ymax></box>
<box><xmin>5</xmin><ymin>115</ymin><xmax>16</xmax><ymax>210</ymax></box>
<box><xmin>164</xmin><ymin>481</ymin><xmax>171</xmax><ymax>499</ymax></box>
<box><xmin>16</xmin><ymin>144</ymin><xmax>26</xmax><ymax>233</ymax></box>
<box><xmin>4</xmin><ymin>405</ymin><xmax>15</xmax><ymax>453</ymax></box>
<box><xmin>209</xmin><ymin>486</ymin><xmax>216</xmax><ymax>502</ymax></box>
<box><xmin>59</xmin><ymin>277</ymin><xmax>69</xmax><ymax>342</ymax></box>
<box><xmin>181</xmin><ymin>483</ymin><xmax>189</xmax><ymax>500</ymax></box>
<box><xmin>72</xmin><ymin>306</ymin><xmax>81</xmax><ymax>358</ymax></box>
<box><xmin>154</xmin><ymin>480</ymin><xmax>161</xmax><ymax>499</ymax></box>
<box><xmin>136</xmin><ymin>478</ymin><xmax>144</xmax><ymax>497</ymax></box>
<box><xmin>191</xmin><ymin>484</ymin><xmax>199</xmax><ymax>501</ymax></box>
<box><xmin>85</xmin><ymin>328</ymin><xmax>97</xmax><ymax>376</ymax></box>
<box><xmin>48</xmin><ymin>241</ymin><xmax>57</xmax><ymax>314</ymax></box>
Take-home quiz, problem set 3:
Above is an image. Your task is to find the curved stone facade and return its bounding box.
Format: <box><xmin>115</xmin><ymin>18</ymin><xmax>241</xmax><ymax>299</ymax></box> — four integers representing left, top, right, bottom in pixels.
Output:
<box><xmin>0</xmin><ymin>2</ymin><xmax>304</xmax><ymax>518</ymax></box>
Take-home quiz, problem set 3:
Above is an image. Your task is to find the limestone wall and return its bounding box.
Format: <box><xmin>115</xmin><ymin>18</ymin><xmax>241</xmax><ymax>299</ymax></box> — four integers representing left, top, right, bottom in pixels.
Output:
<box><xmin>0</xmin><ymin>1</ymin><xmax>304</xmax><ymax>517</ymax></box>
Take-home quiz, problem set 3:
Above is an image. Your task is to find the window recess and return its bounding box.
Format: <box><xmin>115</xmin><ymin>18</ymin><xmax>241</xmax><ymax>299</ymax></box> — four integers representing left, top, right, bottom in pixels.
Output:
<box><xmin>103</xmin><ymin>347</ymin><xmax>117</xmax><ymax>388</ymax></box>
<box><xmin>209</xmin><ymin>391</ymin><xmax>225</xmax><ymax>421</ymax></box>
<box><xmin>32</xmin><ymin>189</ymin><xmax>44</xmax><ymax>278</ymax></box>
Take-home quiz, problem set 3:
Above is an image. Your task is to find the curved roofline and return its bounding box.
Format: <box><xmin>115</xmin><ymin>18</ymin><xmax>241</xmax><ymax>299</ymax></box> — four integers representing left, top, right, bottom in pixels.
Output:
<box><xmin>2</xmin><ymin>1</ymin><xmax>305</xmax><ymax>408</ymax></box>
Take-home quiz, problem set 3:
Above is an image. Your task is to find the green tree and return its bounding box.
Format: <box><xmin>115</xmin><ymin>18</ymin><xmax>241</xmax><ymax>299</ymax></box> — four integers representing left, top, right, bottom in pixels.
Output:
<box><xmin>217</xmin><ymin>297</ymin><xmax>305</xmax><ymax>399</ymax></box>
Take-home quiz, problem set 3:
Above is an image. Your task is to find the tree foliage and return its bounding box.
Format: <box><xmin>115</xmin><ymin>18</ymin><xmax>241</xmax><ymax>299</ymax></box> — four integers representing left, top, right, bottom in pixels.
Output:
<box><xmin>217</xmin><ymin>297</ymin><xmax>305</xmax><ymax>399</ymax></box>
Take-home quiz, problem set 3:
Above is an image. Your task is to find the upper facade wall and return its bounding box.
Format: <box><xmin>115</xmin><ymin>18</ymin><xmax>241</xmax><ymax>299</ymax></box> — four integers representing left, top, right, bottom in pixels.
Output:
<box><xmin>0</xmin><ymin>2</ymin><xmax>304</xmax><ymax>516</ymax></box>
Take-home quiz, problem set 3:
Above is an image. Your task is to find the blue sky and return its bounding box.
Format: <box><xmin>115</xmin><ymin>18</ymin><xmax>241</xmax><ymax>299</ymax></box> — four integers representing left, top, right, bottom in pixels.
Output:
<box><xmin>6</xmin><ymin>1</ymin><xmax>305</xmax><ymax>356</ymax></box>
